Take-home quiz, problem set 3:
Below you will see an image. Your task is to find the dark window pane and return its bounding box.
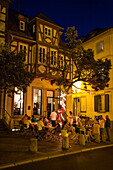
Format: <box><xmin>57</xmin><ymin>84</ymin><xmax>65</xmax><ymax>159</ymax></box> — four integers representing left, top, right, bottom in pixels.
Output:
<box><xmin>105</xmin><ymin>94</ymin><xmax>109</xmax><ymax>112</ymax></box>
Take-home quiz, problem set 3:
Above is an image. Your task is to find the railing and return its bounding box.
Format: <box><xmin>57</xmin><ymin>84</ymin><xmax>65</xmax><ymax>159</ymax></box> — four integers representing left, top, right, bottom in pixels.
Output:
<box><xmin>0</xmin><ymin>108</ymin><xmax>13</xmax><ymax>130</ymax></box>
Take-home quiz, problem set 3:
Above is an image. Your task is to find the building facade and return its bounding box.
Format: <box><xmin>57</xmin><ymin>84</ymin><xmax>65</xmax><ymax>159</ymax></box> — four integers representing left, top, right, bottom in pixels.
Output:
<box><xmin>71</xmin><ymin>28</ymin><xmax>113</xmax><ymax>126</ymax></box>
<box><xmin>0</xmin><ymin>0</ymin><xmax>75</xmax><ymax>128</ymax></box>
<box><xmin>0</xmin><ymin>1</ymin><xmax>113</xmax><ymax>129</ymax></box>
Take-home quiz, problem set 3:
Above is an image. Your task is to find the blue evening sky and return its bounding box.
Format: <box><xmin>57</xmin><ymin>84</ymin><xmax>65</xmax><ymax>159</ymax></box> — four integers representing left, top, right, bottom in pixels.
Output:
<box><xmin>10</xmin><ymin>0</ymin><xmax>113</xmax><ymax>40</ymax></box>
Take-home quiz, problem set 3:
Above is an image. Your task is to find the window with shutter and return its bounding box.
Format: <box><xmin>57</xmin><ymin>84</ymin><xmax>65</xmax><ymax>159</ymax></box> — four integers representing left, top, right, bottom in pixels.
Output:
<box><xmin>94</xmin><ymin>94</ymin><xmax>109</xmax><ymax>113</ymax></box>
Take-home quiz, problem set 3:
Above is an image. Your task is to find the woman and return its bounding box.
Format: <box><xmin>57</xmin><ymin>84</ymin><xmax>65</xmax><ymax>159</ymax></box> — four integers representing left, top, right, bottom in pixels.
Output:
<box><xmin>69</xmin><ymin>111</ymin><xmax>73</xmax><ymax>126</ymax></box>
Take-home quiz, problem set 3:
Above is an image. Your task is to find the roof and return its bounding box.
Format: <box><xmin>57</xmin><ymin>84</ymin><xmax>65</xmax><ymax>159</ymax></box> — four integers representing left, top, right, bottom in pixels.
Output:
<box><xmin>8</xmin><ymin>8</ymin><xmax>33</xmax><ymax>39</ymax></box>
<box><xmin>82</xmin><ymin>27</ymin><xmax>112</xmax><ymax>42</ymax></box>
<box><xmin>8</xmin><ymin>8</ymin><xmax>63</xmax><ymax>39</ymax></box>
<box><xmin>59</xmin><ymin>38</ymin><xmax>69</xmax><ymax>50</ymax></box>
<box><xmin>34</xmin><ymin>12</ymin><xmax>63</xmax><ymax>29</ymax></box>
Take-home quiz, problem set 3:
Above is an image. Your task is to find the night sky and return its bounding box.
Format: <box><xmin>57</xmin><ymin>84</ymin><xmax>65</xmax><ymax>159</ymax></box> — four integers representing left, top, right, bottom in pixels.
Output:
<box><xmin>10</xmin><ymin>0</ymin><xmax>113</xmax><ymax>40</ymax></box>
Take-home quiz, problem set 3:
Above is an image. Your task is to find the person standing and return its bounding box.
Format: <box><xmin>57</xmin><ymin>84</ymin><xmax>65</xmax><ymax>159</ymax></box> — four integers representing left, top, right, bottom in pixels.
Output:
<box><xmin>76</xmin><ymin>113</ymin><xmax>79</xmax><ymax>126</ymax></box>
<box><xmin>50</xmin><ymin>110</ymin><xmax>57</xmax><ymax>127</ymax></box>
<box><xmin>98</xmin><ymin>115</ymin><xmax>105</xmax><ymax>142</ymax></box>
<box><xmin>105</xmin><ymin>115</ymin><xmax>111</xmax><ymax>141</ymax></box>
<box><xmin>69</xmin><ymin>111</ymin><xmax>73</xmax><ymax>126</ymax></box>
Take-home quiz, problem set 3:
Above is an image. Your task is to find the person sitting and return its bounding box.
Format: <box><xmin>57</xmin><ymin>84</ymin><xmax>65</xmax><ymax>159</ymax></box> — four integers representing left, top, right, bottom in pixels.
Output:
<box><xmin>21</xmin><ymin>114</ymin><xmax>28</xmax><ymax>124</ymax></box>
<box><xmin>43</xmin><ymin>116</ymin><xmax>49</xmax><ymax>126</ymax></box>
<box><xmin>31</xmin><ymin>115</ymin><xmax>37</xmax><ymax>123</ymax></box>
<box><xmin>24</xmin><ymin>116</ymin><xmax>32</xmax><ymax>129</ymax></box>
<box><xmin>36</xmin><ymin>117</ymin><xmax>46</xmax><ymax>140</ymax></box>
<box><xmin>20</xmin><ymin>114</ymin><xmax>28</xmax><ymax>132</ymax></box>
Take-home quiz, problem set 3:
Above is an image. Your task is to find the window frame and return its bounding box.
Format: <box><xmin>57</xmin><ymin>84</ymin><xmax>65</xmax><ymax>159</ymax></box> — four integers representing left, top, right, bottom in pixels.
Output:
<box><xmin>19</xmin><ymin>21</ymin><xmax>25</xmax><ymax>31</ymax></box>
<box><xmin>94</xmin><ymin>94</ymin><xmax>109</xmax><ymax>113</ymax></box>
<box><xmin>33</xmin><ymin>88</ymin><xmax>42</xmax><ymax>115</ymax></box>
<box><xmin>19</xmin><ymin>43</ymin><xmax>28</xmax><ymax>64</ymax></box>
<box><xmin>44</xmin><ymin>26</ymin><xmax>52</xmax><ymax>37</ymax></box>
<box><xmin>50</xmin><ymin>49</ymin><xmax>57</xmax><ymax>67</ymax></box>
<box><xmin>38</xmin><ymin>45</ymin><xmax>47</xmax><ymax>64</ymax></box>
<box><xmin>96</xmin><ymin>41</ymin><xmax>104</xmax><ymax>53</ymax></box>
<box><xmin>59</xmin><ymin>55</ymin><xmax>64</xmax><ymax>69</ymax></box>
<box><xmin>13</xmin><ymin>87</ymin><xmax>24</xmax><ymax>116</ymax></box>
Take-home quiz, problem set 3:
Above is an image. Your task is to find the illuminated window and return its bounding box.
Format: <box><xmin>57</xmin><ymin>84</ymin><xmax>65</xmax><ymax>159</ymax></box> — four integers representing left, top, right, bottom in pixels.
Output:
<box><xmin>19</xmin><ymin>43</ymin><xmax>28</xmax><ymax>63</ymax></box>
<box><xmin>38</xmin><ymin>46</ymin><xmax>47</xmax><ymax>64</ymax></box>
<box><xmin>59</xmin><ymin>55</ymin><xmax>64</xmax><ymax>69</ymax></box>
<box><xmin>94</xmin><ymin>94</ymin><xmax>109</xmax><ymax>112</ymax></box>
<box><xmin>97</xmin><ymin>41</ymin><xmax>104</xmax><ymax>53</ymax></box>
<box><xmin>44</xmin><ymin>26</ymin><xmax>52</xmax><ymax>37</ymax></box>
<box><xmin>14</xmin><ymin>88</ymin><xmax>24</xmax><ymax>116</ymax></box>
<box><xmin>33</xmin><ymin>89</ymin><xmax>42</xmax><ymax>115</ymax></box>
<box><xmin>47</xmin><ymin>90</ymin><xmax>54</xmax><ymax>117</ymax></box>
<box><xmin>19</xmin><ymin>21</ymin><xmax>25</xmax><ymax>31</ymax></box>
<box><xmin>50</xmin><ymin>50</ymin><xmax>57</xmax><ymax>67</ymax></box>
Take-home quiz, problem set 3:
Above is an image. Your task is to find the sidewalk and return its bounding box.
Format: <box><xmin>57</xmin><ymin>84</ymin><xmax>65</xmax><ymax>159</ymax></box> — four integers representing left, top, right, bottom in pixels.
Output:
<box><xmin>0</xmin><ymin>131</ymin><xmax>113</xmax><ymax>169</ymax></box>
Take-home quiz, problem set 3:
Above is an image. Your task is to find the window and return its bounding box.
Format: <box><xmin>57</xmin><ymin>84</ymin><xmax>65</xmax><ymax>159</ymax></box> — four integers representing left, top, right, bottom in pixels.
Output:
<box><xmin>50</xmin><ymin>50</ymin><xmax>57</xmax><ymax>67</ymax></box>
<box><xmin>97</xmin><ymin>41</ymin><xmax>104</xmax><ymax>53</ymax></box>
<box><xmin>19</xmin><ymin>21</ymin><xmax>25</xmax><ymax>31</ymax></box>
<box><xmin>94</xmin><ymin>94</ymin><xmax>109</xmax><ymax>112</ymax></box>
<box><xmin>59</xmin><ymin>55</ymin><xmax>64</xmax><ymax>69</ymax></box>
<box><xmin>33</xmin><ymin>89</ymin><xmax>42</xmax><ymax>115</ymax></box>
<box><xmin>14</xmin><ymin>88</ymin><xmax>24</xmax><ymax>116</ymax></box>
<box><xmin>47</xmin><ymin>90</ymin><xmax>54</xmax><ymax>118</ymax></box>
<box><xmin>38</xmin><ymin>46</ymin><xmax>47</xmax><ymax>64</ymax></box>
<box><xmin>44</xmin><ymin>26</ymin><xmax>52</xmax><ymax>37</ymax></box>
<box><xmin>19</xmin><ymin>43</ymin><xmax>28</xmax><ymax>63</ymax></box>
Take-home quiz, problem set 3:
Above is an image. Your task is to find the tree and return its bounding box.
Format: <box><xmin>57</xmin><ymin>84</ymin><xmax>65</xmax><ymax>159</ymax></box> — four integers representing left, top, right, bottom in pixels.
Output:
<box><xmin>0</xmin><ymin>44</ymin><xmax>33</xmax><ymax>97</ymax></box>
<box><xmin>56</xmin><ymin>26</ymin><xmax>112</xmax><ymax>92</ymax></box>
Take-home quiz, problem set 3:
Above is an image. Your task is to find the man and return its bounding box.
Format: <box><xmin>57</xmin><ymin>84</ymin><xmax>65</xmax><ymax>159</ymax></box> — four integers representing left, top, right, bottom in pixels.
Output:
<box><xmin>50</xmin><ymin>110</ymin><xmax>57</xmax><ymax>127</ymax></box>
<box><xmin>98</xmin><ymin>115</ymin><xmax>105</xmax><ymax>142</ymax></box>
<box><xmin>105</xmin><ymin>115</ymin><xmax>111</xmax><ymax>141</ymax></box>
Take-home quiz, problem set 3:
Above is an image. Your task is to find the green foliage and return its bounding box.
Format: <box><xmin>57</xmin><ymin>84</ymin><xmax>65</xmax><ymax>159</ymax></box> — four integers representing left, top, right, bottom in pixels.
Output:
<box><xmin>57</xmin><ymin>26</ymin><xmax>112</xmax><ymax>92</ymax></box>
<box><xmin>0</xmin><ymin>44</ymin><xmax>33</xmax><ymax>95</ymax></box>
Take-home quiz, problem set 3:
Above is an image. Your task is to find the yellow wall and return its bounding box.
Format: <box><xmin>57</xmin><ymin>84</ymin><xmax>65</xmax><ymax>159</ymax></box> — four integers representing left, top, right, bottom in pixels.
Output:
<box><xmin>80</xmin><ymin>28</ymin><xmax>113</xmax><ymax>121</ymax></box>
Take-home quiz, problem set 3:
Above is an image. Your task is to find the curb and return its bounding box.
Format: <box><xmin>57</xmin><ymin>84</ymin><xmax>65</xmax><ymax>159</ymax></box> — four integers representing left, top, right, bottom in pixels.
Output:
<box><xmin>0</xmin><ymin>143</ymin><xmax>113</xmax><ymax>169</ymax></box>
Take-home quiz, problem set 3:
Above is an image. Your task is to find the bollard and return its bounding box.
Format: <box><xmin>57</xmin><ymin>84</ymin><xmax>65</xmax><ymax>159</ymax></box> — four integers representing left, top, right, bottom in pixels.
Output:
<box><xmin>94</xmin><ymin>133</ymin><xmax>100</xmax><ymax>143</ymax></box>
<box><xmin>62</xmin><ymin>134</ymin><xmax>69</xmax><ymax>149</ymax></box>
<box><xmin>30</xmin><ymin>138</ymin><xmax>38</xmax><ymax>153</ymax></box>
<box><xmin>79</xmin><ymin>134</ymin><xmax>85</xmax><ymax>146</ymax></box>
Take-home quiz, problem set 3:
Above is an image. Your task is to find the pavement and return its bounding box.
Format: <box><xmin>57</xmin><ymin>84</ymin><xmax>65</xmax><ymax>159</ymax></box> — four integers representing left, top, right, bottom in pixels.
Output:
<box><xmin>0</xmin><ymin>130</ymin><xmax>113</xmax><ymax>170</ymax></box>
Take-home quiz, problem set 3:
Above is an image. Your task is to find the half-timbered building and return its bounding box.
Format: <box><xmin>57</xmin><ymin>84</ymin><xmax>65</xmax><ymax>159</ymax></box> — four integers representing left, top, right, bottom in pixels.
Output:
<box><xmin>0</xmin><ymin>0</ymin><xmax>75</xmax><ymax>128</ymax></box>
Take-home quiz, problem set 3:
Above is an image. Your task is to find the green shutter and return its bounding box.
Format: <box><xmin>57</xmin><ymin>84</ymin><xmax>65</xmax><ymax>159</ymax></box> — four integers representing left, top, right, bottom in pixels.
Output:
<box><xmin>105</xmin><ymin>94</ymin><xmax>109</xmax><ymax>112</ymax></box>
<box><xmin>94</xmin><ymin>96</ymin><xmax>98</xmax><ymax>112</ymax></box>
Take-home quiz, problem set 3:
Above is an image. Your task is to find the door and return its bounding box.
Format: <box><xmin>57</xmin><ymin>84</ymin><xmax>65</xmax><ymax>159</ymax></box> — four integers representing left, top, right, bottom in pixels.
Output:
<box><xmin>73</xmin><ymin>98</ymin><xmax>80</xmax><ymax>116</ymax></box>
<box><xmin>47</xmin><ymin>90</ymin><xmax>54</xmax><ymax>119</ymax></box>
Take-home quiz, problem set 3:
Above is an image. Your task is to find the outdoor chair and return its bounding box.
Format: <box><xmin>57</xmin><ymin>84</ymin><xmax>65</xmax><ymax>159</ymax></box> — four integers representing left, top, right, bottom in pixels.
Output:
<box><xmin>21</xmin><ymin>124</ymin><xmax>33</xmax><ymax>137</ymax></box>
<box><xmin>71</xmin><ymin>132</ymin><xmax>79</xmax><ymax>143</ymax></box>
<box><xmin>46</xmin><ymin>124</ymin><xmax>59</xmax><ymax>141</ymax></box>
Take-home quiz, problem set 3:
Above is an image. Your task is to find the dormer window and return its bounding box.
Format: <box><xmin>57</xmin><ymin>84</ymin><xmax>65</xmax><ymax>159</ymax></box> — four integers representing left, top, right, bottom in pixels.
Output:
<box><xmin>19</xmin><ymin>21</ymin><xmax>25</xmax><ymax>31</ymax></box>
<box><xmin>44</xmin><ymin>26</ymin><xmax>52</xmax><ymax>37</ymax></box>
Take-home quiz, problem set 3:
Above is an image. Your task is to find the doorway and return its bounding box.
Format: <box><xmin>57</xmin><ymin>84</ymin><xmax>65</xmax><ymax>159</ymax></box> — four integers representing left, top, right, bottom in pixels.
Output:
<box><xmin>73</xmin><ymin>98</ymin><xmax>80</xmax><ymax>116</ymax></box>
<box><xmin>47</xmin><ymin>90</ymin><xmax>54</xmax><ymax>119</ymax></box>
